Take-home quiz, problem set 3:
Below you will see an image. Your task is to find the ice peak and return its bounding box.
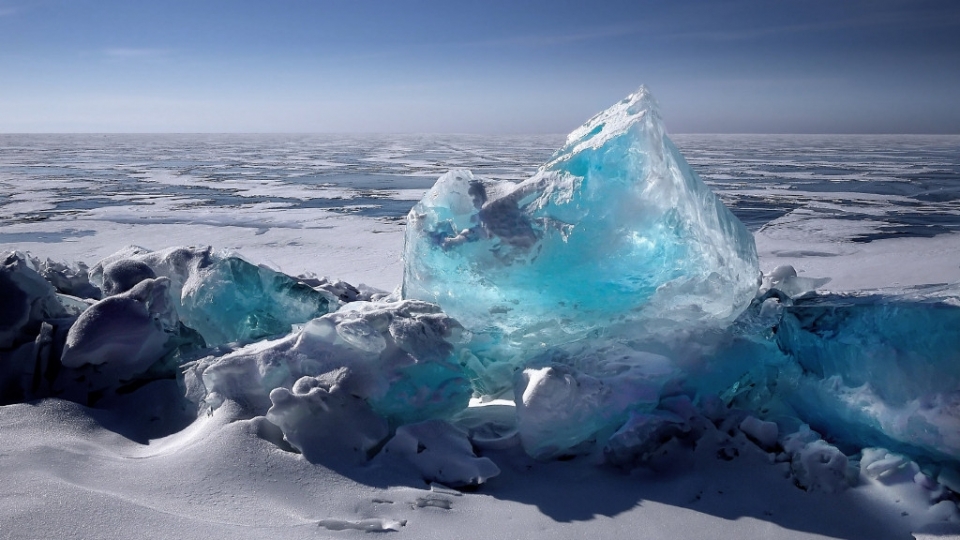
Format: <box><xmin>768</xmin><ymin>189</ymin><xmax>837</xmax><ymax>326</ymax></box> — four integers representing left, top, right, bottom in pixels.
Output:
<box><xmin>550</xmin><ymin>85</ymin><xmax>662</xmax><ymax>165</ymax></box>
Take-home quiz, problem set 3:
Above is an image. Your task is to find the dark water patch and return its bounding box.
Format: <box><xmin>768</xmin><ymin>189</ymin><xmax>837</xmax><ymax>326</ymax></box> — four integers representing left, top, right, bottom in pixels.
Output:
<box><xmin>723</xmin><ymin>197</ymin><xmax>804</xmax><ymax>231</ymax></box>
<box><xmin>770</xmin><ymin>250</ymin><xmax>841</xmax><ymax>257</ymax></box>
<box><xmin>0</xmin><ymin>229</ymin><xmax>97</xmax><ymax>243</ymax></box>
<box><xmin>291</xmin><ymin>173</ymin><xmax>437</xmax><ymax>190</ymax></box>
<box><xmin>55</xmin><ymin>198</ymin><xmax>151</xmax><ymax>211</ymax></box>
<box><xmin>294</xmin><ymin>197</ymin><xmax>416</xmax><ymax>218</ymax></box>
<box><xmin>784</xmin><ymin>180</ymin><xmax>923</xmax><ymax>198</ymax></box>
<box><xmin>828</xmin><ymin>212</ymin><xmax>960</xmax><ymax>242</ymax></box>
<box><xmin>850</xmin><ymin>227</ymin><xmax>945</xmax><ymax>243</ymax></box>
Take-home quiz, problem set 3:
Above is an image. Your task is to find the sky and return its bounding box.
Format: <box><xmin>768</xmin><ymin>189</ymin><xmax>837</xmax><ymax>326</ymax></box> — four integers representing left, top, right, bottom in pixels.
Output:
<box><xmin>1</xmin><ymin>0</ymin><xmax>958</xmax><ymax>134</ymax></box>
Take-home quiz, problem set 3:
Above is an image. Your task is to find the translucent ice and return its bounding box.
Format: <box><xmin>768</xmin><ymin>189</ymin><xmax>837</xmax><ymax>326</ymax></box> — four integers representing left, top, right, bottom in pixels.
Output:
<box><xmin>775</xmin><ymin>292</ymin><xmax>960</xmax><ymax>460</ymax></box>
<box><xmin>513</xmin><ymin>347</ymin><xmax>673</xmax><ymax>459</ymax></box>
<box><xmin>179</xmin><ymin>255</ymin><xmax>333</xmax><ymax>345</ymax></box>
<box><xmin>403</xmin><ymin>87</ymin><xmax>759</xmax><ymax>355</ymax></box>
<box><xmin>91</xmin><ymin>247</ymin><xmax>335</xmax><ymax>346</ymax></box>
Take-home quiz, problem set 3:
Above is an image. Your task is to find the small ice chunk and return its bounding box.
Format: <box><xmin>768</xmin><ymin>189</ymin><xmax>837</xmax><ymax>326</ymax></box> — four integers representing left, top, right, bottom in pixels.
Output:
<box><xmin>297</xmin><ymin>275</ymin><xmax>382</xmax><ymax>303</ymax></box>
<box><xmin>514</xmin><ymin>361</ymin><xmax>664</xmax><ymax>459</ymax></box>
<box><xmin>61</xmin><ymin>277</ymin><xmax>179</xmax><ymax>383</ymax></box>
<box><xmin>56</xmin><ymin>294</ymin><xmax>96</xmax><ymax>317</ymax></box>
<box><xmin>783</xmin><ymin>426</ymin><xmax>852</xmax><ymax>493</ymax></box>
<box><xmin>101</xmin><ymin>260</ymin><xmax>156</xmax><ymax>296</ymax></box>
<box><xmin>860</xmin><ymin>448</ymin><xmax>912</xmax><ymax>480</ymax></box>
<box><xmin>377</xmin><ymin>419</ymin><xmax>500</xmax><ymax>487</ymax></box>
<box><xmin>604</xmin><ymin>410</ymin><xmax>687</xmax><ymax>466</ymax></box>
<box><xmin>266</xmin><ymin>372</ymin><xmax>389</xmax><ymax>465</ymax></box>
<box><xmin>760</xmin><ymin>265</ymin><xmax>830</xmax><ymax>298</ymax></box>
<box><xmin>768</xmin><ymin>265</ymin><xmax>798</xmax><ymax>282</ymax></box>
<box><xmin>927</xmin><ymin>500</ymin><xmax>960</xmax><ymax>522</ymax></box>
<box><xmin>452</xmin><ymin>400</ymin><xmax>519</xmax><ymax>450</ymax></box>
<box><xmin>937</xmin><ymin>467</ymin><xmax>960</xmax><ymax>494</ymax></box>
<box><xmin>28</xmin><ymin>256</ymin><xmax>101</xmax><ymax>299</ymax></box>
<box><xmin>757</xmin><ymin>297</ymin><xmax>783</xmax><ymax>321</ymax></box>
<box><xmin>739</xmin><ymin>416</ymin><xmax>778</xmax><ymax>450</ymax></box>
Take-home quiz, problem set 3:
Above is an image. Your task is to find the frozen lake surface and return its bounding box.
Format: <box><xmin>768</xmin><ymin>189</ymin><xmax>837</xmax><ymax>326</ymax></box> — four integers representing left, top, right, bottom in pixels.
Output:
<box><xmin>2</xmin><ymin>133</ymin><xmax>959</xmax><ymax>290</ymax></box>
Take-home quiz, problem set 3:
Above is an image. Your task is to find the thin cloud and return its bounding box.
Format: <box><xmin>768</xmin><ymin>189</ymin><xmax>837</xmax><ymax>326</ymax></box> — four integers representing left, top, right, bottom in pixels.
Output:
<box><xmin>103</xmin><ymin>48</ymin><xmax>172</xmax><ymax>59</ymax></box>
<box><xmin>467</xmin><ymin>22</ymin><xmax>652</xmax><ymax>48</ymax></box>
<box><xmin>667</xmin><ymin>5</ymin><xmax>960</xmax><ymax>42</ymax></box>
<box><xmin>0</xmin><ymin>7</ymin><xmax>18</xmax><ymax>16</ymax></box>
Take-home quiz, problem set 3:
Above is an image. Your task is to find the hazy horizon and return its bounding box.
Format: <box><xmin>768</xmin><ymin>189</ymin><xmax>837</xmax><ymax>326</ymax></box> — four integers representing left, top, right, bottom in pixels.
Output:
<box><xmin>2</xmin><ymin>0</ymin><xmax>958</xmax><ymax>135</ymax></box>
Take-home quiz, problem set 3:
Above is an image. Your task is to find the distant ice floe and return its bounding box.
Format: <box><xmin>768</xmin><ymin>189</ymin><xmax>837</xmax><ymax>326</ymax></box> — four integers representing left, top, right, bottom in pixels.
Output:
<box><xmin>2</xmin><ymin>89</ymin><xmax>960</xmax><ymax>524</ymax></box>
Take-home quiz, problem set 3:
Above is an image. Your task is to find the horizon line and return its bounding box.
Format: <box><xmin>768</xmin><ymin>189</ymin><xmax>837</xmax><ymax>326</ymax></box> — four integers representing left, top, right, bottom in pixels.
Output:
<box><xmin>1</xmin><ymin>131</ymin><xmax>959</xmax><ymax>137</ymax></box>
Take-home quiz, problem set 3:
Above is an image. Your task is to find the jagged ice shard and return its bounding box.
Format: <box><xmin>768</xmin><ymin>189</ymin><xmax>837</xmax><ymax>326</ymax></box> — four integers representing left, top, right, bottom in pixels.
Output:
<box><xmin>403</xmin><ymin>87</ymin><xmax>759</xmax><ymax>354</ymax></box>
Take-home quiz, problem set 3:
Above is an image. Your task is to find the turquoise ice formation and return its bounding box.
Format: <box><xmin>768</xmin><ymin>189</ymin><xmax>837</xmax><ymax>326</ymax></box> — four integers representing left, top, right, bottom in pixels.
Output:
<box><xmin>775</xmin><ymin>292</ymin><xmax>960</xmax><ymax>461</ymax></box>
<box><xmin>403</xmin><ymin>87</ymin><xmax>759</xmax><ymax>358</ymax></box>
<box><xmin>92</xmin><ymin>246</ymin><xmax>335</xmax><ymax>347</ymax></box>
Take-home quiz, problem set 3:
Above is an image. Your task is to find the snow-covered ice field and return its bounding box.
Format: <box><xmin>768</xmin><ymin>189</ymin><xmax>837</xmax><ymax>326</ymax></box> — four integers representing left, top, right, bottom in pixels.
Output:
<box><xmin>2</xmin><ymin>123</ymin><xmax>960</xmax><ymax>540</ymax></box>
<box><xmin>3</xmin><ymin>133</ymin><xmax>958</xmax><ymax>291</ymax></box>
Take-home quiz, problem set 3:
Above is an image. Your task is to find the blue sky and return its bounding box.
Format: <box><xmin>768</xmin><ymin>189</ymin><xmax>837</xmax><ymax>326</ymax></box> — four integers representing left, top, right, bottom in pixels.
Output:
<box><xmin>1</xmin><ymin>0</ymin><xmax>958</xmax><ymax>133</ymax></box>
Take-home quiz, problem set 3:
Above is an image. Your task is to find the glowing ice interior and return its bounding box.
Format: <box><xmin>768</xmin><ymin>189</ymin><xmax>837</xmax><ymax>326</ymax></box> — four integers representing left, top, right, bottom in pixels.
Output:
<box><xmin>91</xmin><ymin>246</ymin><xmax>335</xmax><ymax>347</ymax></box>
<box><xmin>402</xmin><ymin>86</ymin><xmax>760</xmax><ymax>351</ymax></box>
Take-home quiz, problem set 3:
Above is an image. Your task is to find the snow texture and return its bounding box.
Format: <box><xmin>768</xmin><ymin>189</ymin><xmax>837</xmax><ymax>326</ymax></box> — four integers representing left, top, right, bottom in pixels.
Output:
<box><xmin>376</xmin><ymin>419</ymin><xmax>501</xmax><ymax>487</ymax></box>
<box><xmin>186</xmin><ymin>299</ymin><xmax>471</xmax><ymax>426</ymax></box>
<box><xmin>266</xmin><ymin>372</ymin><xmax>390</xmax><ymax>465</ymax></box>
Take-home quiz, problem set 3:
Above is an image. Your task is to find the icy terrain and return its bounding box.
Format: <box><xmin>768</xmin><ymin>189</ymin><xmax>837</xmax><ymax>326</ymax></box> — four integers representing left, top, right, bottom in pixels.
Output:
<box><xmin>2</xmin><ymin>90</ymin><xmax>960</xmax><ymax>539</ymax></box>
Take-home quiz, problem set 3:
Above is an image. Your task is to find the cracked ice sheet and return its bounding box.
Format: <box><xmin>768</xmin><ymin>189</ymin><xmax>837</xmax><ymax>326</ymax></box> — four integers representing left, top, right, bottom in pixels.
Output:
<box><xmin>755</xmin><ymin>216</ymin><xmax>960</xmax><ymax>292</ymax></box>
<box><xmin>134</xmin><ymin>169</ymin><xmax>366</xmax><ymax>201</ymax></box>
